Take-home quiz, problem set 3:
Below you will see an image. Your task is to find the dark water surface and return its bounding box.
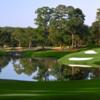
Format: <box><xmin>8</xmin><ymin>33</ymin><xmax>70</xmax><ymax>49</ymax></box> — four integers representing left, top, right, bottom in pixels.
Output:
<box><xmin>0</xmin><ymin>56</ymin><xmax>61</xmax><ymax>81</ymax></box>
<box><xmin>0</xmin><ymin>56</ymin><xmax>100</xmax><ymax>81</ymax></box>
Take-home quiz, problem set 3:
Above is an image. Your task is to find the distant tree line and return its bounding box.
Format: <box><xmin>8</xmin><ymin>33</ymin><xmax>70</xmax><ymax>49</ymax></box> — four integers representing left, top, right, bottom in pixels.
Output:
<box><xmin>0</xmin><ymin>5</ymin><xmax>100</xmax><ymax>48</ymax></box>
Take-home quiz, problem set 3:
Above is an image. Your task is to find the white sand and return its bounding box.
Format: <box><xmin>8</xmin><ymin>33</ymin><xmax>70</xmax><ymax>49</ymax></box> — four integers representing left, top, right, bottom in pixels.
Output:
<box><xmin>68</xmin><ymin>64</ymin><xmax>92</xmax><ymax>67</ymax></box>
<box><xmin>69</xmin><ymin>57</ymin><xmax>93</xmax><ymax>61</ymax></box>
<box><xmin>84</xmin><ymin>50</ymin><xmax>97</xmax><ymax>54</ymax></box>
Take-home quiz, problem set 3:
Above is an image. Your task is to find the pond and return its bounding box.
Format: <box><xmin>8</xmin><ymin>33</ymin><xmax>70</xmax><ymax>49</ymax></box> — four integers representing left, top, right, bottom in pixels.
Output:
<box><xmin>0</xmin><ymin>56</ymin><xmax>100</xmax><ymax>81</ymax></box>
<box><xmin>0</xmin><ymin>56</ymin><xmax>61</xmax><ymax>81</ymax></box>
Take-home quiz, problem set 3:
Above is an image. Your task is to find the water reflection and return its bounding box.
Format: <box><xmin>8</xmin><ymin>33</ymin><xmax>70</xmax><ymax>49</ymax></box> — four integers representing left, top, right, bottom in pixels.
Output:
<box><xmin>0</xmin><ymin>57</ymin><xmax>59</xmax><ymax>81</ymax></box>
<box><xmin>0</xmin><ymin>57</ymin><xmax>10</xmax><ymax>73</ymax></box>
<box><xmin>0</xmin><ymin>57</ymin><xmax>100</xmax><ymax>81</ymax></box>
<box><xmin>0</xmin><ymin>65</ymin><xmax>2</xmax><ymax>72</ymax></box>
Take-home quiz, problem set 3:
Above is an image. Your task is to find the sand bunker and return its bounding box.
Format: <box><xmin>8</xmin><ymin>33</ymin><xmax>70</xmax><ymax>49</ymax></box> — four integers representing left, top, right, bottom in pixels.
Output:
<box><xmin>68</xmin><ymin>64</ymin><xmax>92</xmax><ymax>67</ymax></box>
<box><xmin>69</xmin><ymin>57</ymin><xmax>93</xmax><ymax>61</ymax></box>
<box><xmin>84</xmin><ymin>50</ymin><xmax>97</xmax><ymax>54</ymax></box>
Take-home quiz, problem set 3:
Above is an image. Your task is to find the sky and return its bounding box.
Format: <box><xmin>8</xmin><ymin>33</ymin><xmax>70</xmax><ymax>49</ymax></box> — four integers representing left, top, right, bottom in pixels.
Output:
<box><xmin>0</xmin><ymin>0</ymin><xmax>100</xmax><ymax>28</ymax></box>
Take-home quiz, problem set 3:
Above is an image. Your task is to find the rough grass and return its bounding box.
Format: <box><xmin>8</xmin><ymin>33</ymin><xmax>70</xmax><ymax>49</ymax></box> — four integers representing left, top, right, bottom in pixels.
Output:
<box><xmin>58</xmin><ymin>48</ymin><xmax>100</xmax><ymax>67</ymax></box>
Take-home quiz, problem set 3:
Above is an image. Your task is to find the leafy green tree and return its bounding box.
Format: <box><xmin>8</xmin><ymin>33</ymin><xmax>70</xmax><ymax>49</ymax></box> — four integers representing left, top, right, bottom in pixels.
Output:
<box><xmin>35</xmin><ymin>7</ymin><xmax>52</xmax><ymax>31</ymax></box>
<box><xmin>49</xmin><ymin>5</ymin><xmax>69</xmax><ymax>47</ymax></box>
<box><xmin>34</xmin><ymin>28</ymin><xmax>46</xmax><ymax>48</ymax></box>
<box><xmin>35</xmin><ymin>7</ymin><xmax>53</xmax><ymax>46</ymax></box>
<box><xmin>69</xmin><ymin>25</ymin><xmax>90</xmax><ymax>48</ymax></box>
<box><xmin>91</xmin><ymin>21</ymin><xmax>100</xmax><ymax>45</ymax></box>
<box><xmin>12</xmin><ymin>28</ymin><xmax>24</xmax><ymax>47</ymax></box>
<box><xmin>0</xmin><ymin>30</ymin><xmax>11</xmax><ymax>47</ymax></box>
<box><xmin>24</xmin><ymin>27</ymin><xmax>35</xmax><ymax>48</ymax></box>
<box><xmin>96</xmin><ymin>9</ymin><xmax>100</xmax><ymax>21</ymax></box>
<box><xmin>0</xmin><ymin>27</ymin><xmax>17</xmax><ymax>47</ymax></box>
<box><xmin>91</xmin><ymin>9</ymin><xmax>100</xmax><ymax>46</ymax></box>
<box><xmin>66</xmin><ymin>7</ymin><xmax>85</xmax><ymax>48</ymax></box>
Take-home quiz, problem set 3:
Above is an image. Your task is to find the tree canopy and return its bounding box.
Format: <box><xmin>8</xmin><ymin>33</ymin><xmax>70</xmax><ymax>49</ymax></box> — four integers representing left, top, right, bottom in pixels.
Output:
<box><xmin>0</xmin><ymin>5</ymin><xmax>100</xmax><ymax>48</ymax></box>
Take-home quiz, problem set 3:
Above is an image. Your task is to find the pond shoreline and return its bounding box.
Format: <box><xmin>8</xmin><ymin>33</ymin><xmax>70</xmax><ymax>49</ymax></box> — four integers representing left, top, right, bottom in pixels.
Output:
<box><xmin>0</xmin><ymin>47</ymin><xmax>71</xmax><ymax>59</ymax></box>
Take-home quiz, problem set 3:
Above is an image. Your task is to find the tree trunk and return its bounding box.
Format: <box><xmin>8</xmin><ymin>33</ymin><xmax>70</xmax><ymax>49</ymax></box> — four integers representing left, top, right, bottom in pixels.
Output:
<box><xmin>60</xmin><ymin>44</ymin><xmax>63</xmax><ymax>49</ymax></box>
<box><xmin>74</xmin><ymin>39</ymin><xmax>77</xmax><ymax>48</ymax></box>
<box><xmin>29</xmin><ymin>41</ymin><xmax>32</xmax><ymax>48</ymax></box>
<box><xmin>18</xmin><ymin>40</ymin><xmax>21</xmax><ymax>47</ymax></box>
<box><xmin>71</xmin><ymin>33</ymin><xmax>74</xmax><ymax>48</ymax></box>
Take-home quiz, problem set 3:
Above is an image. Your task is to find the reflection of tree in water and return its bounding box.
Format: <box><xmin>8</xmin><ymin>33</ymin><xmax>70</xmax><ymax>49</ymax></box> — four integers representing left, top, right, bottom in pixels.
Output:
<box><xmin>59</xmin><ymin>65</ymin><xmax>100</xmax><ymax>80</ymax></box>
<box><xmin>12</xmin><ymin>58</ymin><xmax>23</xmax><ymax>74</ymax></box>
<box><xmin>0</xmin><ymin>56</ymin><xmax>10</xmax><ymax>72</ymax></box>
<box><xmin>11</xmin><ymin>57</ymin><xmax>100</xmax><ymax>81</ymax></box>
<box><xmin>58</xmin><ymin>65</ymin><xmax>83</xmax><ymax>80</ymax></box>
<box><xmin>12</xmin><ymin>57</ymin><xmax>61</xmax><ymax>81</ymax></box>
<box><xmin>12</xmin><ymin>58</ymin><xmax>36</xmax><ymax>75</ymax></box>
<box><xmin>31</xmin><ymin>58</ymin><xmax>60</xmax><ymax>80</ymax></box>
<box><xmin>20</xmin><ymin>58</ymin><xmax>36</xmax><ymax>75</ymax></box>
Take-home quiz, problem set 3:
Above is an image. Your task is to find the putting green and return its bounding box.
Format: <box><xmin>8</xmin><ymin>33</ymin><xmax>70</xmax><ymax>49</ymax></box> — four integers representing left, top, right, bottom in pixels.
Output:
<box><xmin>58</xmin><ymin>48</ymin><xmax>100</xmax><ymax>67</ymax></box>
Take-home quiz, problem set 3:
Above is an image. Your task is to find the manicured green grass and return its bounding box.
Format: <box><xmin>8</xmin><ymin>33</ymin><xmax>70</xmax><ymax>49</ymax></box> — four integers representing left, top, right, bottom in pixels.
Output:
<box><xmin>22</xmin><ymin>50</ymin><xmax>71</xmax><ymax>59</ymax></box>
<box><xmin>58</xmin><ymin>48</ymin><xmax>100</xmax><ymax>67</ymax></box>
<box><xmin>1</xmin><ymin>95</ymin><xmax>100</xmax><ymax>100</ymax></box>
<box><xmin>1</xmin><ymin>79</ymin><xmax>100</xmax><ymax>100</ymax></box>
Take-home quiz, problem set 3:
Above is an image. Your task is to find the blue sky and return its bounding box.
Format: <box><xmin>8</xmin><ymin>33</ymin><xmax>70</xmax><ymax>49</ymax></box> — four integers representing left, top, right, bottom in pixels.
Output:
<box><xmin>0</xmin><ymin>0</ymin><xmax>100</xmax><ymax>27</ymax></box>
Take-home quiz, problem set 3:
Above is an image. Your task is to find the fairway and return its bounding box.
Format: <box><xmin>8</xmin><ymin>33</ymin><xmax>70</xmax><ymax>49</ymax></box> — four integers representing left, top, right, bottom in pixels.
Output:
<box><xmin>1</xmin><ymin>79</ymin><xmax>100</xmax><ymax>100</ymax></box>
<box><xmin>1</xmin><ymin>90</ymin><xmax>100</xmax><ymax>100</ymax></box>
<box><xmin>1</xmin><ymin>0</ymin><xmax>100</xmax><ymax>99</ymax></box>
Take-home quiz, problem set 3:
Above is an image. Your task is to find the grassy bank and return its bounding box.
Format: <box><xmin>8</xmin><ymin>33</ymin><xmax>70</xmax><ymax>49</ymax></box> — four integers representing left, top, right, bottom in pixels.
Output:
<box><xmin>0</xmin><ymin>50</ymin><xmax>8</xmax><ymax>56</ymax></box>
<box><xmin>22</xmin><ymin>50</ymin><xmax>71</xmax><ymax>59</ymax></box>
<box><xmin>0</xmin><ymin>48</ymin><xmax>71</xmax><ymax>59</ymax></box>
<box><xmin>1</xmin><ymin>79</ymin><xmax>100</xmax><ymax>100</ymax></box>
<box><xmin>0</xmin><ymin>47</ymin><xmax>80</xmax><ymax>58</ymax></box>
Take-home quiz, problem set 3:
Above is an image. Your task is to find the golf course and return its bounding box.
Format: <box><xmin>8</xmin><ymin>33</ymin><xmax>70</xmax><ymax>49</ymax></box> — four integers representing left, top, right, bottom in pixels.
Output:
<box><xmin>1</xmin><ymin>0</ymin><xmax>100</xmax><ymax>99</ymax></box>
<box><xmin>58</xmin><ymin>47</ymin><xmax>100</xmax><ymax>67</ymax></box>
<box><xmin>0</xmin><ymin>47</ymin><xmax>100</xmax><ymax>100</ymax></box>
<box><xmin>0</xmin><ymin>79</ymin><xmax>100</xmax><ymax>100</ymax></box>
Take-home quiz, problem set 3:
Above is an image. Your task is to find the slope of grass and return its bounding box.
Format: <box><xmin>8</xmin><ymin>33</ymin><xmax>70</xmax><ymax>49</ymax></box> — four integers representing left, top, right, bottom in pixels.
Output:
<box><xmin>58</xmin><ymin>48</ymin><xmax>100</xmax><ymax>67</ymax></box>
<box><xmin>0</xmin><ymin>50</ymin><xmax>8</xmax><ymax>56</ymax></box>
<box><xmin>22</xmin><ymin>50</ymin><xmax>71</xmax><ymax>59</ymax></box>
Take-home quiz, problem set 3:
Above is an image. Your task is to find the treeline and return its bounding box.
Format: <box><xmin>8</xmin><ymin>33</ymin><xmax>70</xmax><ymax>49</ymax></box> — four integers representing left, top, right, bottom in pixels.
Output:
<box><xmin>0</xmin><ymin>5</ymin><xmax>100</xmax><ymax>48</ymax></box>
